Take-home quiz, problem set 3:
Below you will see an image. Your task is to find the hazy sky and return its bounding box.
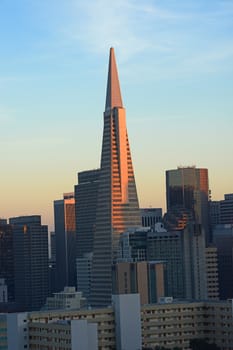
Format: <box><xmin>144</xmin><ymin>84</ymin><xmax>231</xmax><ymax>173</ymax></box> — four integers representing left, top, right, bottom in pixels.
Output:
<box><xmin>1</xmin><ymin>0</ymin><xmax>233</xmax><ymax>230</ymax></box>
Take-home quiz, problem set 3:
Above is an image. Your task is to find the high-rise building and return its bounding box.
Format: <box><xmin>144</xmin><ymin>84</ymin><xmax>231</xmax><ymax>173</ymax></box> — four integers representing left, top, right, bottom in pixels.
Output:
<box><xmin>113</xmin><ymin>261</ymin><xmax>166</xmax><ymax>304</ymax></box>
<box><xmin>205</xmin><ymin>246</ymin><xmax>219</xmax><ymax>300</ymax></box>
<box><xmin>54</xmin><ymin>192</ymin><xmax>76</xmax><ymax>291</ymax></box>
<box><xmin>119</xmin><ymin>223</ymin><xmax>207</xmax><ymax>300</ymax></box>
<box><xmin>165</xmin><ymin>166</ymin><xmax>210</xmax><ymax>243</ymax></box>
<box><xmin>182</xmin><ymin>223</ymin><xmax>207</xmax><ymax>300</ymax></box>
<box><xmin>0</xmin><ymin>279</ymin><xmax>8</xmax><ymax>303</ymax></box>
<box><xmin>140</xmin><ymin>208</ymin><xmax>162</xmax><ymax>227</ymax></box>
<box><xmin>9</xmin><ymin>215</ymin><xmax>49</xmax><ymax>311</ymax></box>
<box><xmin>48</xmin><ymin>231</ymin><xmax>56</xmax><ymax>295</ymax></box>
<box><xmin>210</xmin><ymin>193</ymin><xmax>233</xmax><ymax>228</ymax></box>
<box><xmin>213</xmin><ymin>224</ymin><xmax>233</xmax><ymax>299</ymax></box>
<box><xmin>0</xmin><ymin>223</ymin><xmax>14</xmax><ymax>302</ymax></box>
<box><xmin>76</xmin><ymin>253</ymin><xmax>93</xmax><ymax>300</ymax></box>
<box><xmin>147</xmin><ymin>228</ymin><xmax>185</xmax><ymax>299</ymax></box>
<box><xmin>91</xmin><ymin>48</ymin><xmax>141</xmax><ymax>305</ymax></box>
<box><xmin>220</xmin><ymin>194</ymin><xmax>233</xmax><ymax>224</ymax></box>
<box><xmin>75</xmin><ymin>169</ymin><xmax>100</xmax><ymax>260</ymax></box>
<box><xmin>119</xmin><ymin>228</ymin><xmax>148</xmax><ymax>262</ymax></box>
<box><xmin>75</xmin><ymin>170</ymin><xmax>100</xmax><ymax>299</ymax></box>
<box><xmin>43</xmin><ymin>287</ymin><xmax>86</xmax><ymax>311</ymax></box>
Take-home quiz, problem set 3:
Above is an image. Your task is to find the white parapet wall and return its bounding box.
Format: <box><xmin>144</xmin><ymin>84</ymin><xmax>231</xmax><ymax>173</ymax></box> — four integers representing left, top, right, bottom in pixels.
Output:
<box><xmin>7</xmin><ymin>313</ymin><xmax>28</xmax><ymax>350</ymax></box>
<box><xmin>112</xmin><ymin>293</ymin><xmax>142</xmax><ymax>350</ymax></box>
<box><xmin>71</xmin><ymin>319</ymin><xmax>98</xmax><ymax>350</ymax></box>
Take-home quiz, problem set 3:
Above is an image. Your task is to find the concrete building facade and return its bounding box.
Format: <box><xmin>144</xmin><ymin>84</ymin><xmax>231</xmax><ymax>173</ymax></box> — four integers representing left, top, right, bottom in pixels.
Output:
<box><xmin>3</xmin><ymin>297</ymin><xmax>233</xmax><ymax>350</ymax></box>
<box><xmin>119</xmin><ymin>223</ymin><xmax>208</xmax><ymax>300</ymax></box>
<box><xmin>113</xmin><ymin>261</ymin><xmax>165</xmax><ymax>304</ymax></box>
<box><xmin>43</xmin><ymin>287</ymin><xmax>86</xmax><ymax>311</ymax></box>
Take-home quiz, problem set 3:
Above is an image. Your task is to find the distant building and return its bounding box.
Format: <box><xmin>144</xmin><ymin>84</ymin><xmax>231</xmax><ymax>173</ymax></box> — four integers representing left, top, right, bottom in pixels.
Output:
<box><xmin>118</xmin><ymin>228</ymin><xmax>148</xmax><ymax>262</ymax></box>
<box><xmin>113</xmin><ymin>261</ymin><xmax>166</xmax><ymax>304</ymax></box>
<box><xmin>0</xmin><ymin>314</ymin><xmax>7</xmax><ymax>349</ymax></box>
<box><xmin>75</xmin><ymin>169</ymin><xmax>100</xmax><ymax>258</ymax></box>
<box><xmin>209</xmin><ymin>200</ymin><xmax>220</xmax><ymax>228</ymax></box>
<box><xmin>165</xmin><ymin>166</ymin><xmax>210</xmax><ymax>243</ymax></box>
<box><xmin>43</xmin><ymin>287</ymin><xmax>86</xmax><ymax>310</ymax></box>
<box><xmin>54</xmin><ymin>192</ymin><xmax>76</xmax><ymax>291</ymax></box>
<box><xmin>205</xmin><ymin>246</ymin><xmax>219</xmax><ymax>300</ymax></box>
<box><xmin>210</xmin><ymin>193</ymin><xmax>233</xmax><ymax>228</ymax></box>
<box><xmin>119</xmin><ymin>223</ymin><xmax>207</xmax><ymax>300</ymax></box>
<box><xmin>220</xmin><ymin>194</ymin><xmax>233</xmax><ymax>224</ymax></box>
<box><xmin>9</xmin><ymin>215</ymin><xmax>49</xmax><ymax>311</ymax></box>
<box><xmin>140</xmin><ymin>208</ymin><xmax>162</xmax><ymax>227</ymax></box>
<box><xmin>75</xmin><ymin>169</ymin><xmax>101</xmax><ymax>301</ymax></box>
<box><xmin>147</xmin><ymin>226</ymin><xmax>185</xmax><ymax>299</ymax></box>
<box><xmin>76</xmin><ymin>253</ymin><xmax>93</xmax><ymax>301</ymax></box>
<box><xmin>49</xmin><ymin>231</ymin><xmax>56</xmax><ymax>261</ymax></box>
<box><xmin>7</xmin><ymin>312</ymin><xmax>28</xmax><ymax>350</ymax></box>
<box><xmin>213</xmin><ymin>224</ymin><xmax>233</xmax><ymax>299</ymax></box>
<box><xmin>0</xmin><ymin>279</ymin><xmax>7</xmax><ymax>303</ymax></box>
<box><xmin>0</xmin><ymin>222</ymin><xmax>14</xmax><ymax>301</ymax></box>
<box><xmin>48</xmin><ymin>231</ymin><xmax>56</xmax><ymax>295</ymax></box>
<box><xmin>182</xmin><ymin>223</ymin><xmax>207</xmax><ymax>300</ymax></box>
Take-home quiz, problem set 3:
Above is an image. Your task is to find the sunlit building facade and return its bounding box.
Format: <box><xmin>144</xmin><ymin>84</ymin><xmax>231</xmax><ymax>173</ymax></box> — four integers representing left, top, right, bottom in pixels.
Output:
<box><xmin>91</xmin><ymin>48</ymin><xmax>141</xmax><ymax>305</ymax></box>
<box><xmin>3</xmin><ymin>297</ymin><xmax>233</xmax><ymax>350</ymax></box>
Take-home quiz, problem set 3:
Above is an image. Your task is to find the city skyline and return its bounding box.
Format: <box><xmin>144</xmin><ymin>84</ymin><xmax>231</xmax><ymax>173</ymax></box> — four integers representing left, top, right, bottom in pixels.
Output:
<box><xmin>1</xmin><ymin>0</ymin><xmax>233</xmax><ymax>229</ymax></box>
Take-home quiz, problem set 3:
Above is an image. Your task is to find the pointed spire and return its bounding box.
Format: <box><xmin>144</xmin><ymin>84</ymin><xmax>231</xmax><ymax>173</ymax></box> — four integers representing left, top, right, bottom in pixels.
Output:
<box><xmin>105</xmin><ymin>47</ymin><xmax>123</xmax><ymax>111</ymax></box>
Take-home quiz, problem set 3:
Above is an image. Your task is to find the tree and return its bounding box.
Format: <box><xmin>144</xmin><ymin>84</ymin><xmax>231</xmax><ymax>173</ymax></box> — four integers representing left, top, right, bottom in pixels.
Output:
<box><xmin>190</xmin><ymin>338</ymin><xmax>220</xmax><ymax>350</ymax></box>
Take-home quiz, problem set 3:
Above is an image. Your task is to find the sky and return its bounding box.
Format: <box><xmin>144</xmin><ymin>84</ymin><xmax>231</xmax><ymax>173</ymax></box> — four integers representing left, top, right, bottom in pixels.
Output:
<box><xmin>0</xmin><ymin>0</ymin><xmax>233</xmax><ymax>230</ymax></box>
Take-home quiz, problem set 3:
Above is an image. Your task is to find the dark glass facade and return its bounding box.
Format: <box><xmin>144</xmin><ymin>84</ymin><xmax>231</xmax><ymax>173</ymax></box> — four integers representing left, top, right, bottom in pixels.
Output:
<box><xmin>0</xmin><ymin>223</ymin><xmax>14</xmax><ymax>302</ymax></box>
<box><xmin>9</xmin><ymin>215</ymin><xmax>49</xmax><ymax>311</ymax></box>
<box><xmin>54</xmin><ymin>193</ymin><xmax>76</xmax><ymax>292</ymax></box>
<box><xmin>75</xmin><ymin>169</ymin><xmax>100</xmax><ymax>259</ymax></box>
<box><xmin>165</xmin><ymin>167</ymin><xmax>210</xmax><ymax>243</ymax></box>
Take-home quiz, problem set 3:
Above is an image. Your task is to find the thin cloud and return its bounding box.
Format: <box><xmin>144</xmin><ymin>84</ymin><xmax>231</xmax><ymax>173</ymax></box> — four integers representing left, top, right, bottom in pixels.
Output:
<box><xmin>60</xmin><ymin>0</ymin><xmax>233</xmax><ymax>79</ymax></box>
<box><xmin>0</xmin><ymin>106</ymin><xmax>15</xmax><ymax>123</ymax></box>
<box><xmin>184</xmin><ymin>44</ymin><xmax>233</xmax><ymax>73</ymax></box>
<box><xmin>68</xmin><ymin>0</ymin><xmax>177</xmax><ymax>60</ymax></box>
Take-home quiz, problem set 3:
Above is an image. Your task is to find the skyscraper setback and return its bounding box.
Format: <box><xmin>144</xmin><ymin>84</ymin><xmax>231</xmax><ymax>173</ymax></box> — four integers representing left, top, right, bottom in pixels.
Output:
<box><xmin>88</xmin><ymin>48</ymin><xmax>141</xmax><ymax>305</ymax></box>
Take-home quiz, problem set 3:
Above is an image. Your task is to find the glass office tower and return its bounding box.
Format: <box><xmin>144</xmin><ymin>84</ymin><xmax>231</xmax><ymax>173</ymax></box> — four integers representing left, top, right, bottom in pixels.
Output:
<box><xmin>165</xmin><ymin>166</ymin><xmax>210</xmax><ymax>243</ymax></box>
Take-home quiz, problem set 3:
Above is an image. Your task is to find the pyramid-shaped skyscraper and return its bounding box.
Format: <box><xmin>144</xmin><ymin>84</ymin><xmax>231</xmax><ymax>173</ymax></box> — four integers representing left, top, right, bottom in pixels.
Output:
<box><xmin>91</xmin><ymin>48</ymin><xmax>141</xmax><ymax>305</ymax></box>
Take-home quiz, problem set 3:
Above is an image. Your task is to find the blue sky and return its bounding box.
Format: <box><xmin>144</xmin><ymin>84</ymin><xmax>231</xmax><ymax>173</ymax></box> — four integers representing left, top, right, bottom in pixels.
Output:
<box><xmin>1</xmin><ymin>0</ymin><xmax>233</xmax><ymax>229</ymax></box>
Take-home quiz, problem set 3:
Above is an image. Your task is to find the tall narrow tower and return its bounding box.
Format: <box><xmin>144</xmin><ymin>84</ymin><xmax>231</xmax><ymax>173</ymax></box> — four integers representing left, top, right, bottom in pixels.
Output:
<box><xmin>91</xmin><ymin>48</ymin><xmax>141</xmax><ymax>306</ymax></box>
